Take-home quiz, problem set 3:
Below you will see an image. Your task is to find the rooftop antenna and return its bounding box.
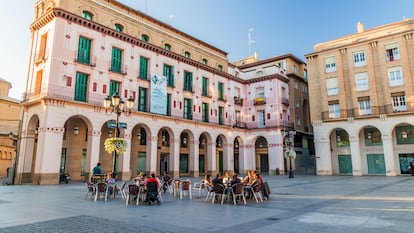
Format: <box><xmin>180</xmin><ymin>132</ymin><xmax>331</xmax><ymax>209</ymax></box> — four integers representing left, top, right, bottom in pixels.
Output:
<box><xmin>248</xmin><ymin>28</ymin><xmax>255</xmax><ymax>57</ymax></box>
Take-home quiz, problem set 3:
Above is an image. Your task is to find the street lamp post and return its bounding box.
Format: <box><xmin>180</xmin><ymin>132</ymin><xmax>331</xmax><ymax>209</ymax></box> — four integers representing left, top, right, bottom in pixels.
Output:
<box><xmin>282</xmin><ymin>129</ymin><xmax>296</xmax><ymax>179</ymax></box>
<box><xmin>104</xmin><ymin>93</ymin><xmax>134</xmax><ymax>176</ymax></box>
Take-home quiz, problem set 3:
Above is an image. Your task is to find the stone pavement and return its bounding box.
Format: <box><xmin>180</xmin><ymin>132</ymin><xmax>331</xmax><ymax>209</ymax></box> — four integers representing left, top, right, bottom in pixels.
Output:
<box><xmin>0</xmin><ymin>175</ymin><xmax>414</xmax><ymax>233</ymax></box>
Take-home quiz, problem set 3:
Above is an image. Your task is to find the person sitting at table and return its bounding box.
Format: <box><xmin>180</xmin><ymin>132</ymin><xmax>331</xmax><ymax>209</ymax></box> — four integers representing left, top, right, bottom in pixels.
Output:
<box><xmin>252</xmin><ymin>170</ymin><xmax>264</xmax><ymax>185</ymax></box>
<box><xmin>139</xmin><ymin>173</ymin><xmax>147</xmax><ymax>186</ymax></box>
<box><xmin>212</xmin><ymin>173</ymin><xmax>223</xmax><ymax>185</ymax></box>
<box><xmin>203</xmin><ymin>174</ymin><xmax>213</xmax><ymax>188</ymax></box>
<box><xmin>230</xmin><ymin>173</ymin><xmax>241</xmax><ymax>187</ymax></box>
<box><xmin>241</xmin><ymin>170</ymin><xmax>253</xmax><ymax>184</ymax></box>
<box><xmin>222</xmin><ymin>171</ymin><xmax>230</xmax><ymax>184</ymax></box>
<box><xmin>92</xmin><ymin>162</ymin><xmax>104</xmax><ymax>176</ymax></box>
<box><xmin>106</xmin><ymin>173</ymin><xmax>116</xmax><ymax>196</ymax></box>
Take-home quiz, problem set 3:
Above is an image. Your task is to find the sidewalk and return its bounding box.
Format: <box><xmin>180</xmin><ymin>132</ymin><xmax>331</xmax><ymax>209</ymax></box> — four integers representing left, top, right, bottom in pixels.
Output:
<box><xmin>0</xmin><ymin>175</ymin><xmax>413</xmax><ymax>233</ymax></box>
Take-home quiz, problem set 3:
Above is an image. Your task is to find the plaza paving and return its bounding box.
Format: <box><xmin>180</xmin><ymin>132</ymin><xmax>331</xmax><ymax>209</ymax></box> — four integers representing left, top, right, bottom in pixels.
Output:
<box><xmin>0</xmin><ymin>175</ymin><xmax>413</xmax><ymax>233</ymax></box>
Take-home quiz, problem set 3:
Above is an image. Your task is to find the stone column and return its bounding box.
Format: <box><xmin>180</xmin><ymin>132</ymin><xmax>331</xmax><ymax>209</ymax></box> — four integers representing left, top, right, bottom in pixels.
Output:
<box><xmin>315</xmin><ymin>137</ymin><xmax>333</xmax><ymax>175</ymax></box>
<box><xmin>349</xmin><ymin>136</ymin><xmax>363</xmax><ymax>176</ymax></box>
<box><xmin>382</xmin><ymin>134</ymin><xmax>397</xmax><ymax>176</ymax></box>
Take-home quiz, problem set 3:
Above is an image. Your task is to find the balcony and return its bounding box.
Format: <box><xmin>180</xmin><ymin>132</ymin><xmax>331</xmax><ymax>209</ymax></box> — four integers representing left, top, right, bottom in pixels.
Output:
<box><xmin>233</xmin><ymin>121</ymin><xmax>247</xmax><ymax>129</ymax></box>
<box><xmin>34</xmin><ymin>49</ymin><xmax>49</xmax><ymax>65</ymax></box>
<box><xmin>281</xmin><ymin>97</ymin><xmax>289</xmax><ymax>106</ymax></box>
<box><xmin>109</xmin><ymin>64</ymin><xmax>127</xmax><ymax>75</ymax></box>
<box><xmin>234</xmin><ymin>96</ymin><xmax>243</xmax><ymax>106</ymax></box>
<box><xmin>74</xmin><ymin>53</ymin><xmax>96</xmax><ymax>67</ymax></box>
<box><xmin>321</xmin><ymin>103</ymin><xmax>414</xmax><ymax>121</ymax></box>
<box><xmin>254</xmin><ymin>97</ymin><xmax>266</xmax><ymax>105</ymax></box>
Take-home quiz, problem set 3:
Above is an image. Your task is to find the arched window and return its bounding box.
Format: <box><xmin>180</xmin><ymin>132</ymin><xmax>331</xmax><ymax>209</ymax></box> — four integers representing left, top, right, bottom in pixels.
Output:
<box><xmin>217</xmin><ymin>65</ymin><xmax>223</xmax><ymax>71</ymax></box>
<box><xmin>201</xmin><ymin>58</ymin><xmax>208</xmax><ymax>65</ymax></box>
<box><xmin>141</xmin><ymin>34</ymin><xmax>149</xmax><ymax>42</ymax></box>
<box><xmin>114</xmin><ymin>23</ymin><xmax>123</xmax><ymax>32</ymax></box>
<box><xmin>82</xmin><ymin>11</ymin><xmax>93</xmax><ymax>20</ymax></box>
<box><xmin>164</xmin><ymin>43</ymin><xmax>171</xmax><ymax>51</ymax></box>
<box><xmin>184</xmin><ymin>51</ymin><xmax>191</xmax><ymax>58</ymax></box>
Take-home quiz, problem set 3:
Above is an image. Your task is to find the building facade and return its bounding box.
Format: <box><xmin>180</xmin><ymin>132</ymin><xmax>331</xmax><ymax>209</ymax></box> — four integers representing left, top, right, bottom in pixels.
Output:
<box><xmin>17</xmin><ymin>0</ymin><xmax>311</xmax><ymax>184</ymax></box>
<box><xmin>0</xmin><ymin>78</ymin><xmax>21</xmax><ymax>178</ymax></box>
<box><xmin>306</xmin><ymin>20</ymin><xmax>414</xmax><ymax>176</ymax></box>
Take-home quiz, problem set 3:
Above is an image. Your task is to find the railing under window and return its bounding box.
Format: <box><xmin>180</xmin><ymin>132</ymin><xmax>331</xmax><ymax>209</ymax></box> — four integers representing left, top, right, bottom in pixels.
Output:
<box><xmin>109</xmin><ymin>64</ymin><xmax>127</xmax><ymax>75</ymax></box>
<box><xmin>74</xmin><ymin>52</ymin><xmax>96</xmax><ymax>67</ymax></box>
<box><xmin>321</xmin><ymin>103</ymin><xmax>414</xmax><ymax>121</ymax></box>
<box><xmin>254</xmin><ymin>97</ymin><xmax>266</xmax><ymax>105</ymax></box>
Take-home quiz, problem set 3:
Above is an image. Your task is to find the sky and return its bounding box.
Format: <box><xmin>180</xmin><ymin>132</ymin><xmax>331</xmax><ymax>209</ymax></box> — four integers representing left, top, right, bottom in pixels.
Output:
<box><xmin>1</xmin><ymin>0</ymin><xmax>414</xmax><ymax>100</ymax></box>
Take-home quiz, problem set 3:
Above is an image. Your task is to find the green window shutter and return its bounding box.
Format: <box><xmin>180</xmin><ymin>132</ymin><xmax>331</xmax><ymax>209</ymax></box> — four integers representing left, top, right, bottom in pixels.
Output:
<box><xmin>202</xmin><ymin>77</ymin><xmax>208</xmax><ymax>96</ymax></box>
<box><xmin>218</xmin><ymin>107</ymin><xmax>223</xmax><ymax>125</ymax></box>
<box><xmin>167</xmin><ymin>94</ymin><xmax>171</xmax><ymax>116</ymax></box>
<box><xmin>138</xmin><ymin>87</ymin><xmax>147</xmax><ymax>111</ymax></box>
<box><xmin>184</xmin><ymin>71</ymin><xmax>193</xmax><ymax>91</ymax></box>
<box><xmin>164</xmin><ymin>64</ymin><xmax>174</xmax><ymax>87</ymax></box>
<box><xmin>109</xmin><ymin>81</ymin><xmax>120</xmax><ymax>97</ymax></box>
<box><xmin>218</xmin><ymin>82</ymin><xmax>223</xmax><ymax>100</ymax></box>
<box><xmin>74</xmin><ymin>72</ymin><xmax>88</xmax><ymax>102</ymax></box>
<box><xmin>139</xmin><ymin>56</ymin><xmax>148</xmax><ymax>80</ymax></box>
<box><xmin>111</xmin><ymin>47</ymin><xmax>122</xmax><ymax>73</ymax></box>
<box><xmin>184</xmin><ymin>98</ymin><xmax>192</xmax><ymax>120</ymax></box>
<box><xmin>202</xmin><ymin>103</ymin><xmax>209</xmax><ymax>122</ymax></box>
<box><xmin>78</xmin><ymin>37</ymin><xmax>91</xmax><ymax>64</ymax></box>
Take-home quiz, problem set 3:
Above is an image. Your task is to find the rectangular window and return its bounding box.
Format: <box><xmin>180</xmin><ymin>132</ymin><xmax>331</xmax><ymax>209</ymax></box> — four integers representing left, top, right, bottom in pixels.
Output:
<box><xmin>294</xmin><ymin>81</ymin><xmax>298</xmax><ymax>89</ymax></box>
<box><xmin>202</xmin><ymin>103</ymin><xmax>209</xmax><ymax>122</ymax></box>
<box><xmin>385</xmin><ymin>42</ymin><xmax>400</xmax><ymax>62</ymax></box>
<box><xmin>358</xmin><ymin>98</ymin><xmax>372</xmax><ymax>115</ymax></box>
<box><xmin>392</xmin><ymin>95</ymin><xmax>407</xmax><ymax>111</ymax></box>
<box><xmin>74</xmin><ymin>72</ymin><xmax>88</xmax><ymax>102</ymax></box>
<box><xmin>77</xmin><ymin>36</ymin><xmax>91</xmax><ymax>65</ymax></box>
<box><xmin>388</xmin><ymin>67</ymin><xmax>403</xmax><ymax>86</ymax></box>
<box><xmin>218</xmin><ymin>107</ymin><xmax>224</xmax><ymax>125</ymax></box>
<box><xmin>183</xmin><ymin>71</ymin><xmax>193</xmax><ymax>92</ymax></box>
<box><xmin>355</xmin><ymin>72</ymin><xmax>369</xmax><ymax>91</ymax></box>
<box><xmin>138</xmin><ymin>87</ymin><xmax>147</xmax><ymax>112</ymax></box>
<box><xmin>163</xmin><ymin>64</ymin><xmax>174</xmax><ymax>87</ymax></box>
<box><xmin>111</xmin><ymin>47</ymin><xmax>122</xmax><ymax>73</ymax></box>
<box><xmin>325</xmin><ymin>56</ymin><xmax>336</xmax><ymax>73</ymax></box>
<box><xmin>139</xmin><ymin>56</ymin><xmax>149</xmax><ymax>80</ymax></box>
<box><xmin>297</xmin><ymin>118</ymin><xmax>301</xmax><ymax>126</ymax></box>
<box><xmin>329</xmin><ymin>103</ymin><xmax>340</xmax><ymax>118</ymax></box>
<box><xmin>92</xmin><ymin>82</ymin><xmax>97</xmax><ymax>92</ymax></box>
<box><xmin>258</xmin><ymin>111</ymin><xmax>265</xmax><ymax>128</ymax></box>
<box><xmin>327</xmin><ymin>77</ymin><xmax>338</xmax><ymax>95</ymax></box>
<box><xmin>184</xmin><ymin>98</ymin><xmax>192</xmax><ymax>120</ymax></box>
<box><xmin>202</xmin><ymin>77</ymin><xmax>208</xmax><ymax>96</ymax></box>
<box><xmin>218</xmin><ymin>82</ymin><xmax>224</xmax><ymax>100</ymax></box>
<box><xmin>353</xmin><ymin>50</ymin><xmax>366</xmax><ymax>67</ymax></box>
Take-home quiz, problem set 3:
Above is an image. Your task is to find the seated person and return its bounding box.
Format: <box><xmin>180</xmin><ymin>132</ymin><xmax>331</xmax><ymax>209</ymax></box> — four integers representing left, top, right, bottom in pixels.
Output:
<box><xmin>253</xmin><ymin>170</ymin><xmax>264</xmax><ymax>185</ymax></box>
<box><xmin>106</xmin><ymin>173</ymin><xmax>116</xmax><ymax>196</ymax></box>
<box><xmin>222</xmin><ymin>171</ymin><xmax>230</xmax><ymax>184</ymax></box>
<box><xmin>203</xmin><ymin>174</ymin><xmax>213</xmax><ymax>188</ymax></box>
<box><xmin>212</xmin><ymin>173</ymin><xmax>223</xmax><ymax>185</ymax></box>
<box><xmin>145</xmin><ymin>173</ymin><xmax>161</xmax><ymax>204</ymax></box>
<box><xmin>92</xmin><ymin>162</ymin><xmax>104</xmax><ymax>176</ymax></box>
<box><xmin>230</xmin><ymin>173</ymin><xmax>241</xmax><ymax>187</ymax></box>
<box><xmin>241</xmin><ymin>170</ymin><xmax>253</xmax><ymax>184</ymax></box>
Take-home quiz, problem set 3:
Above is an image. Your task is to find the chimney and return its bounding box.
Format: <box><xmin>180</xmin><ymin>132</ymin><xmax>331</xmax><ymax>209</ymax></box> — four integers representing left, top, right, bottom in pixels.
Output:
<box><xmin>357</xmin><ymin>22</ymin><xmax>364</xmax><ymax>33</ymax></box>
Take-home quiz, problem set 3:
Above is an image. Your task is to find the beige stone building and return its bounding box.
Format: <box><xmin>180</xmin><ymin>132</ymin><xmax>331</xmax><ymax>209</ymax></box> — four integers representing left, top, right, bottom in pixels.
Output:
<box><xmin>306</xmin><ymin>20</ymin><xmax>414</xmax><ymax>176</ymax></box>
<box><xmin>0</xmin><ymin>78</ymin><xmax>21</xmax><ymax>178</ymax></box>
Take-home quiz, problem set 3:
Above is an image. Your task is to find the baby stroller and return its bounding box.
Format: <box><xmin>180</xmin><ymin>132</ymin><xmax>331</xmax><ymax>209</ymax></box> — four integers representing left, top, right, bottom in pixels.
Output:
<box><xmin>145</xmin><ymin>181</ymin><xmax>161</xmax><ymax>205</ymax></box>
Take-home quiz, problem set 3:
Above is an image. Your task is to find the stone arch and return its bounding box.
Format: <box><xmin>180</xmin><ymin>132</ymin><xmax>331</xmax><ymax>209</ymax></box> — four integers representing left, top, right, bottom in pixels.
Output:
<box><xmin>254</xmin><ymin>136</ymin><xmax>269</xmax><ymax>174</ymax></box>
<box><xmin>329</xmin><ymin>127</ymin><xmax>351</xmax><ymax>175</ymax></box>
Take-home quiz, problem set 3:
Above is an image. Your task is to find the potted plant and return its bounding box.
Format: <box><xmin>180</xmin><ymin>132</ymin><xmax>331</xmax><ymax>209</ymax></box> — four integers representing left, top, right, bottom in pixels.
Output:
<box><xmin>104</xmin><ymin>137</ymin><xmax>128</xmax><ymax>154</ymax></box>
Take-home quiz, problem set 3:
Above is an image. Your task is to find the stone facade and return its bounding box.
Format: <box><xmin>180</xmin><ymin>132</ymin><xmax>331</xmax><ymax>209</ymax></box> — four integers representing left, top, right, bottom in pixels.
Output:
<box><xmin>306</xmin><ymin>20</ymin><xmax>414</xmax><ymax>176</ymax></box>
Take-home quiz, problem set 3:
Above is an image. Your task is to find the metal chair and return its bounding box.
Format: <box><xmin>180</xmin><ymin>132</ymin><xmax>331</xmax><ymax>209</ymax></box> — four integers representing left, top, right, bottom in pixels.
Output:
<box><xmin>212</xmin><ymin>183</ymin><xmax>225</xmax><ymax>204</ymax></box>
<box><xmin>94</xmin><ymin>182</ymin><xmax>107</xmax><ymax>202</ymax></box>
<box><xmin>231</xmin><ymin>183</ymin><xmax>246</xmax><ymax>205</ymax></box>
<box><xmin>125</xmin><ymin>184</ymin><xmax>140</xmax><ymax>206</ymax></box>
<box><xmin>84</xmin><ymin>181</ymin><xmax>95</xmax><ymax>200</ymax></box>
<box><xmin>180</xmin><ymin>180</ymin><xmax>192</xmax><ymax>199</ymax></box>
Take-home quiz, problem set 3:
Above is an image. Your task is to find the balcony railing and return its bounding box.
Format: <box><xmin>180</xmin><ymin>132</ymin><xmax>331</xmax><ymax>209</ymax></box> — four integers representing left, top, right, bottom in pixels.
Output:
<box><xmin>254</xmin><ymin>97</ymin><xmax>266</xmax><ymax>105</ymax></box>
<box><xmin>234</xmin><ymin>96</ymin><xmax>243</xmax><ymax>106</ymax></box>
<box><xmin>74</xmin><ymin>52</ymin><xmax>96</xmax><ymax>67</ymax></box>
<box><xmin>109</xmin><ymin>64</ymin><xmax>128</xmax><ymax>75</ymax></box>
<box><xmin>34</xmin><ymin>49</ymin><xmax>49</xmax><ymax>64</ymax></box>
<box><xmin>321</xmin><ymin>103</ymin><xmax>414</xmax><ymax>121</ymax></box>
<box><xmin>281</xmin><ymin>97</ymin><xmax>289</xmax><ymax>106</ymax></box>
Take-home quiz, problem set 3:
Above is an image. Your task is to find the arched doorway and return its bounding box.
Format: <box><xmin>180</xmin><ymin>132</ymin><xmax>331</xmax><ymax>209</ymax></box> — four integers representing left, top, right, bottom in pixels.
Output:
<box><xmin>216</xmin><ymin>135</ymin><xmax>225</xmax><ymax>174</ymax></box>
<box><xmin>255</xmin><ymin>136</ymin><xmax>269</xmax><ymax>174</ymax></box>
<box><xmin>198</xmin><ymin>133</ymin><xmax>208</xmax><ymax>175</ymax></box>
<box><xmin>131</xmin><ymin>125</ymin><xmax>150</xmax><ymax>177</ymax></box>
<box><xmin>233</xmin><ymin>137</ymin><xmax>241</xmax><ymax>174</ymax></box>
<box><xmin>330</xmin><ymin>128</ymin><xmax>351</xmax><ymax>175</ymax></box>
<box><xmin>394</xmin><ymin>123</ymin><xmax>414</xmax><ymax>175</ymax></box>
<box><xmin>158</xmin><ymin>128</ymin><xmax>171</xmax><ymax>176</ymax></box>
